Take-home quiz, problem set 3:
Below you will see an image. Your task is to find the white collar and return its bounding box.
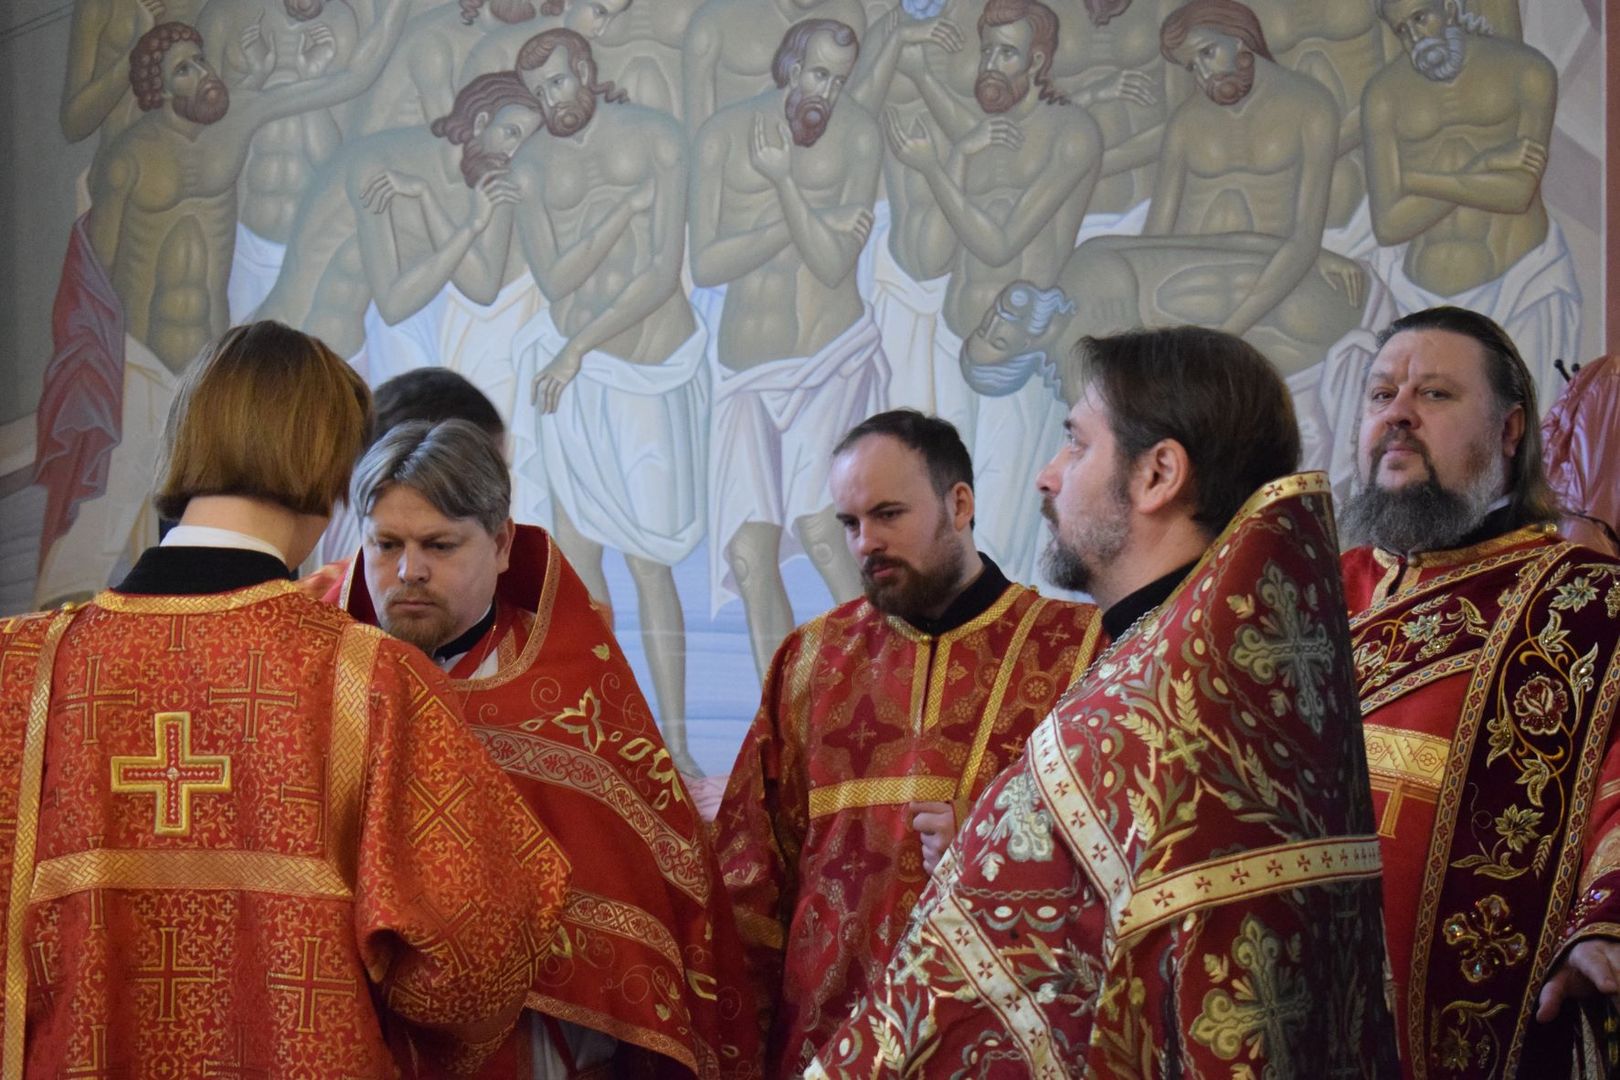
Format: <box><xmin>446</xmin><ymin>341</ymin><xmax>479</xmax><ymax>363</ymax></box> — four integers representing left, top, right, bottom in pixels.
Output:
<box><xmin>161</xmin><ymin>524</ymin><xmax>289</xmax><ymax>564</ymax></box>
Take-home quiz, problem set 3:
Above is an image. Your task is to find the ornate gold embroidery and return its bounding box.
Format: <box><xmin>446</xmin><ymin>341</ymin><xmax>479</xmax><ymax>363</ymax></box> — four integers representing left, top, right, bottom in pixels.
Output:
<box><xmin>5</xmin><ymin>607</ymin><xmax>79</xmax><ymax>1074</ymax></box>
<box><xmin>1115</xmin><ymin>837</ymin><xmax>1382</xmax><ymax>944</ymax></box>
<box><xmin>110</xmin><ymin>712</ymin><xmax>232</xmax><ymax>836</ymax></box>
<box><xmin>90</xmin><ymin>580</ymin><xmax>298</xmax><ymax>614</ymax></box>
<box><xmin>270</xmin><ymin>936</ymin><xmax>354</xmax><ymax>1034</ymax></box>
<box><xmin>1364</xmin><ymin>725</ymin><xmax>1450</xmax><ymax>837</ymax></box>
<box><xmin>807</xmin><ymin>776</ymin><xmax>957</xmax><ymax>818</ymax></box>
<box><xmin>1229</xmin><ymin>563</ymin><xmax>1337</xmax><ymax>733</ymax></box>
<box><xmin>1442</xmin><ymin>894</ymin><xmax>1527</xmax><ymax>984</ymax></box>
<box><xmin>29</xmin><ymin>848</ymin><xmax>350</xmax><ymax>904</ymax></box>
<box><xmin>327</xmin><ymin>623</ymin><xmax>379</xmax><ymax>887</ymax></box>
<box><xmin>1189</xmin><ymin>915</ymin><xmax>1310</xmax><ymax>1070</ymax></box>
<box><xmin>133</xmin><ymin>926</ymin><xmax>213</xmax><ymax>1023</ymax></box>
<box><xmin>457</xmin><ymin>530</ymin><xmax>562</xmax><ymax>691</ymax></box>
<box><xmin>954</xmin><ymin>598</ymin><xmax>1046</xmax><ymax>813</ymax></box>
<box><xmin>525</xmin><ymin>688</ymin><xmax>605</xmax><ymax>750</ymax></box>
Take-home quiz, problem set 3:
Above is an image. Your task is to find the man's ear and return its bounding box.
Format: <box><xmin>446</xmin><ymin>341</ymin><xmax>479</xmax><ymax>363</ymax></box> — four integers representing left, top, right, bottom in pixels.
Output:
<box><xmin>494</xmin><ymin>516</ymin><xmax>516</xmax><ymax>574</ymax></box>
<box><xmin>1501</xmin><ymin>403</ymin><xmax>1526</xmax><ymax>461</ymax></box>
<box><xmin>1030</xmin><ymin>49</ymin><xmax>1048</xmax><ymax>76</ymax></box>
<box><xmin>1129</xmin><ymin>439</ymin><xmax>1192</xmax><ymax>517</ymax></box>
<box><xmin>472</xmin><ymin>109</ymin><xmax>492</xmax><ymax>137</ymax></box>
<box><xmin>949</xmin><ymin>481</ymin><xmax>975</xmax><ymax>533</ymax></box>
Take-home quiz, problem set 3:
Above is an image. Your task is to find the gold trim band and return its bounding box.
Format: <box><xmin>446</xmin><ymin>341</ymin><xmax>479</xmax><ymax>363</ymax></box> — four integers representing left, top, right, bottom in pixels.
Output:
<box><xmin>1116</xmin><ymin>836</ymin><xmax>1382</xmax><ymax>944</ymax></box>
<box><xmin>807</xmin><ymin>775</ymin><xmax>957</xmax><ymax>819</ymax></box>
<box><xmin>1363</xmin><ymin>725</ymin><xmax>1451</xmax><ymax>792</ymax></box>
<box><xmin>5</xmin><ymin>607</ymin><xmax>79</xmax><ymax>1078</ymax></box>
<box><xmin>91</xmin><ymin>581</ymin><xmax>298</xmax><ymax>615</ymax></box>
<box><xmin>29</xmin><ymin>849</ymin><xmax>351</xmax><ymax>906</ymax></box>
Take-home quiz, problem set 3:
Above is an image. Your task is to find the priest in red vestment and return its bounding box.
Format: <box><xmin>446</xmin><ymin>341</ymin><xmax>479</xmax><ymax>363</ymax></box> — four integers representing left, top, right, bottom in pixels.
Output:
<box><xmin>808</xmin><ymin>327</ymin><xmax>1398</xmax><ymax>1078</ymax></box>
<box><xmin>0</xmin><ymin>322</ymin><xmax>570</xmax><ymax>1077</ymax></box>
<box><xmin>712</xmin><ymin>410</ymin><xmax>1106</xmax><ymax>1076</ymax></box>
<box><xmin>1339</xmin><ymin>306</ymin><xmax>1620</xmax><ymax>1078</ymax></box>
<box><xmin>337</xmin><ymin>418</ymin><xmax>760</xmax><ymax>1079</ymax></box>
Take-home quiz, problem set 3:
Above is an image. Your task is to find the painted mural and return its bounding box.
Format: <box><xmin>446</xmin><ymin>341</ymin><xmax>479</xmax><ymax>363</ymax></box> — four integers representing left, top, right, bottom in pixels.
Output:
<box><xmin>14</xmin><ymin>0</ymin><xmax>1603</xmax><ymax>774</ymax></box>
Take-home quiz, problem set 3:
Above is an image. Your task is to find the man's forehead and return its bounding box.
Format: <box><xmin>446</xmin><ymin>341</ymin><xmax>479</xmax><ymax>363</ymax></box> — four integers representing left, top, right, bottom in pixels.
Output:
<box><xmin>534</xmin><ymin>49</ymin><xmax>574</xmax><ymax>77</ymax></box>
<box><xmin>1382</xmin><ymin>0</ymin><xmax>1443</xmax><ymax>23</ymax></box>
<box><xmin>803</xmin><ymin>32</ymin><xmax>857</xmax><ymax>71</ymax></box>
<box><xmin>982</xmin><ymin>18</ymin><xmax>1033</xmax><ymax>48</ymax></box>
<box><xmin>164</xmin><ymin>40</ymin><xmax>204</xmax><ymax>68</ymax></box>
<box><xmin>1370</xmin><ymin>328</ymin><xmax>1490</xmax><ymax>383</ymax></box>
<box><xmin>367</xmin><ymin>485</ymin><xmax>484</xmax><ymax>532</ymax></box>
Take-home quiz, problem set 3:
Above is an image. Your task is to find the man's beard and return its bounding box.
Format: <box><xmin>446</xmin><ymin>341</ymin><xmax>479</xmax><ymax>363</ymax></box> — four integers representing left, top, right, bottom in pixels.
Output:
<box><xmin>1340</xmin><ymin>429</ymin><xmax>1504</xmax><ymax>553</ymax></box>
<box><xmin>1040</xmin><ymin>483</ymin><xmax>1129</xmax><ymax>595</ymax></box>
<box><xmin>284</xmin><ymin>0</ymin><xmax>324</xmax><ymax>20</ymax></box>
<box><xmin>1201</xmin><ymin>51</ymin><xmax>1255</xmax><ymax>105</ymax></box>
<box><xmin>975</xmin><ymin>69</ymin><xmax>1029</xmax><ymax>114</ymax></box>
<box><xmin>542</xmin><ymin>87</ymin><xmax>596</xmax><ymax>137</ymax></box>
<box><xmin>785</xmin><ymin>88</ymin><xmax>832</xmax><ymax>147</ymax></box>
<box><xmin>377</xmin><ymin>588</ymin><xmax>457</xmax><ymax>655</ymax></box>
<box><xmin>860</xmin><ymin>511</ymin><xmax>964</xmax><ymax>620</ymax></box>
<box><xmin>459</xmin><ymin>144</ymin><xmax>512</xmax><ymax>186</ymax></box>
<box><xmin>1410</xmin><ymin>25</ymin><xmax>1465</xmax><ymax>82</ymax></box>
<box><xmin>174</xmin><ymin>76</ymin><xmax>230</xmax><ymax>125</ymax></box>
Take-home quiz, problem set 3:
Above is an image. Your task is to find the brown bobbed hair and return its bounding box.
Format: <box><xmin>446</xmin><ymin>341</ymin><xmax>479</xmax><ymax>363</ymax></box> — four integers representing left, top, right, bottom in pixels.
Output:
<box><xmin>130</xmin><ymin>22</ymin><xmax>204</xmax><ymax>111</ymax></box>
<box><xmin>1159</xmin><ymin>0</ymin><xmax>1273</xmax><ymax>66</ymax></box>
<box><xmin>1372</xmin><ymin>305</ymin><xmax>1560</xmax><ymax>528</ymax></box>
<box><xmin>1072</xmin><ymin>325</ymin><xmax>1300</xmax><ymax>536</ymax></box>
<box><xmin>154</xmin><ymin>321</ymin><xmax>371</xmax><ymax>520</ymax></box>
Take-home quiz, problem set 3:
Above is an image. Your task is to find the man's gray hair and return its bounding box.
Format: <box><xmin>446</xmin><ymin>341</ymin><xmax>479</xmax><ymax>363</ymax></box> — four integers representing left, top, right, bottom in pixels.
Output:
<box><xmin>350</xmin><ymin>418</ymin><xmax>511</xmax><ymax>535</ymax></box>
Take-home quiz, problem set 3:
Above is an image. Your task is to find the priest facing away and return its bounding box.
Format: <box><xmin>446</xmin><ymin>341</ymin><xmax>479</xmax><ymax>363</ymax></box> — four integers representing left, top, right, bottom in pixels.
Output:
<box><xmin>0</xmin><ymin>321</ymin><xmax>570</xmax><ymax>1076</ymax></box>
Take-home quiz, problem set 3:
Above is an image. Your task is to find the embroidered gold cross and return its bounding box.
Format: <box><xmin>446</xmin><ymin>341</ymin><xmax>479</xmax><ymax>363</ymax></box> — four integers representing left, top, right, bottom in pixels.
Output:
<box><xmin>207</xmin><ymin>650</ymin><xmax>296</xmax><ymax>742</ymax></box>
<box><xmin>268</xmin><ymin>937</ymin><xmax>353</xmax><ymax>1034</ymax></box>
<box><xmin>111</xmin><ymin>712</ymin><xmax>232</xmax><ymax>836</ymax></box>
<box><xmin>134</xmin><ymin>925</ymin><xmax>213</xmax><ymax>1022</ymax></box>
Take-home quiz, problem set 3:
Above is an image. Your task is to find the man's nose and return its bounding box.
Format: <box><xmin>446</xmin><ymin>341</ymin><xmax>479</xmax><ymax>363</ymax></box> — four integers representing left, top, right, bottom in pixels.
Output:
<box><xmin>397</xmin><ymin>549</ymin><xmax>428</xmax><ymax>581</ymax></box>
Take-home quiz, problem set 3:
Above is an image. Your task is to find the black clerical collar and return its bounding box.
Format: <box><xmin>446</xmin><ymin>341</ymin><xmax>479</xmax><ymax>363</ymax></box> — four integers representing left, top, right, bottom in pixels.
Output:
<box><xmin>900</xmin><ymin>554</ymin><xmax>1010</xmax><ymax>636</ymax></box>
<box><xmin>1102</xmin><ymin>561</ymin><xmax>1196</xmax><ymax>641</ymax></box>
<box><xmin>433</xmin><ymin>604</ymin><xmax>497</xmax><ymax>662</ymax></box>
<box><xmin>113</xmin><ymin>546</ymin><xmax>294</xmax><ymax>595</ymax></box>
<box><xmin>1451</xmin><ymin>503</ymin><xmax>1521</xmax><ymax>550</ymax></box>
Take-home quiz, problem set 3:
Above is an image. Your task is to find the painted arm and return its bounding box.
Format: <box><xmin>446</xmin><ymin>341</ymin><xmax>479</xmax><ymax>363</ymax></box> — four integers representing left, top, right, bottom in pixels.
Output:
<box><xmin>559</xmin><ymin>138</ymin><xmax>689</xmax><ymax>358</ymax></box>
<box><xmin>904</xmin><ymin>55</ymin><xmax>977</xmax><ymax>142</ymax></box>
<box><xmin>450</xmin><ymin>207</ymin><xmax>518</xmax><ymax>303</ymax></box>
<box><xmin>60</xmin><ymin>0</ymin><xmax>153</xmax><ymax>141</ymax></box>
<box><xmin>239</xmin><ymin>0</ymin><xmax>409</xmax><ymax>128</ymax></box>
<box><xmin>1219</xmin><ymin>96</ymin><xmax>1337</xmax><ymax>337</ymax></box>
<box><xmin>752</xmin><ymin>116</ymin><xmax>872</xmax><ymax>287</ymax></box>
<box><xmin>848</xmin><ymin>7</ymin><xmax>963</xmax><ymax>115</ymax></box>
<box><xmin>534</xmin><ymin>133</ymin><xmax>690</xmax><ymax>411</ymax></box>
<box><xmin>687</xmin><ymin>119</ymin><xmax>792</xmax><ymax>286</ymax></box>
<box><xmin>907</xmin><ymin>115</ymin><xmax>1101</xmax><ymax>268</ymax></box>
<box><xmin>681</xmin><ymin>11</ymin><xmax>721</xmax><ymax>139</ymax></box>
<box><xmin>1141</xmin><ymin>113</ymin><xmax>1188</xmax><ymax>235</ymax></box>
<box><xmin>86</xmin><ymin>147</ymin><xmax>138</xmax><ymax>273</ymax></box>
<box><xmin>518</xmin><ymin>167</ymin><xmax>645</xmax><ymax>301</ymax></box>
<box><xmin>406</xmin><ymin>33</ymin><xmax>458</xmax><ymax>130</ymax></box>
<box><xmin>355</xmin><ymin>168</ymin><xmax>518</xmax><ymax>324</ymax></box>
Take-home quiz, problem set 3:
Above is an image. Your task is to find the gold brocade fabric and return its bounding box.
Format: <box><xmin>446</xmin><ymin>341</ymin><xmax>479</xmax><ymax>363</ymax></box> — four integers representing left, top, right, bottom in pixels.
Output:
<box><xmin>808</xmin><ymin>472</ymin><xmax>1399</xmax><ymax>1078</ymax></box>
<box><xmin>0</xmin><ymin>584</ymin><xmax>568</xmax><ymax>1077</ymax></box>
<box><xmin>712</xmin><ymin>581</ymin><xmax>1102</xmax><ymax>1076</ymax></box>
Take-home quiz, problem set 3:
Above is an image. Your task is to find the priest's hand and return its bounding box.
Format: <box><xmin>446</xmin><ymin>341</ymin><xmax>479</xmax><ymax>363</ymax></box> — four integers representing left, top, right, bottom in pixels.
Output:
<box><xmin>910</xmin><ymin>801</ymin><xmax>956</xmax><ymax>876</ymax></box>
<box><xmin>1536</xmin><ymin>939</ymin><xmax>1620</xmax><ymax>1021</ymax></box>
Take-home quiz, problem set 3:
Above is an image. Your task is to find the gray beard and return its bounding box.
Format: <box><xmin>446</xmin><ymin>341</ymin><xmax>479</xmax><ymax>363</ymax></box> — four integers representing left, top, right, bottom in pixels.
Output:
<box><xmin>1411</xmin><ymin>25</ymin><xmax>1466</xmax><ymax>81</ymax></box>
<box><xmin>1341</xmin><ymin>451</ymin><xmax>1504</xmax><ymax>554</ymax></box>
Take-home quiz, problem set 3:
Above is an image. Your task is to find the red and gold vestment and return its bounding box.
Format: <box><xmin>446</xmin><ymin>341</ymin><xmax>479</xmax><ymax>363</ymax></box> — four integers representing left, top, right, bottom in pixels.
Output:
<box><xmin>806</xmin><ymin>473</ymin><xmax>1398</xmax><ymax>1078</ymax></box>
<box><xmin>0</xmin><ymin>579</ymin><xmax>570</xmax><ymax>1077</ymax></box>
<box><xmin>712</xmin><ymin>570</ymin><xmax>1103</xmax><ymax>1076</ymax></box>
<box><xmin>342</xmin><ymin>524</ymin><xmax>760</xmax><ymax>1079</ymax></box>
<box><xmin>1345</xmin><ymin>524</ymin><xmax>1620</xmax><ymax>1078</ymax></box>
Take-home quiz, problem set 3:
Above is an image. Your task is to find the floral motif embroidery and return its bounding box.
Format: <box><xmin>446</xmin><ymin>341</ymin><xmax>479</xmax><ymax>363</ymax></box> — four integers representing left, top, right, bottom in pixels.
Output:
<box><xmin>1430</xmin><ymin>1000</ymin><xmax>1508</xmax><ymax>1075</ymax></box>
<box><xmin>1551</xmin><ymin>576</ymin><xmax>1598</xmax><ymax>612</ymax></box>
<box><xmin>1442</xmin><ymin>894</ymin><xmax>1527</xmax><ymax>984</ymax></box>
<box><xmin>1510</xmin><ymin>674</ymin><xmax>1569</xmax><ymax>736</ymax></box>
<box><xmin>973</xmin><ymin>769</ymin><xmax>1054</xmax><ymax>876</ymax></box>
